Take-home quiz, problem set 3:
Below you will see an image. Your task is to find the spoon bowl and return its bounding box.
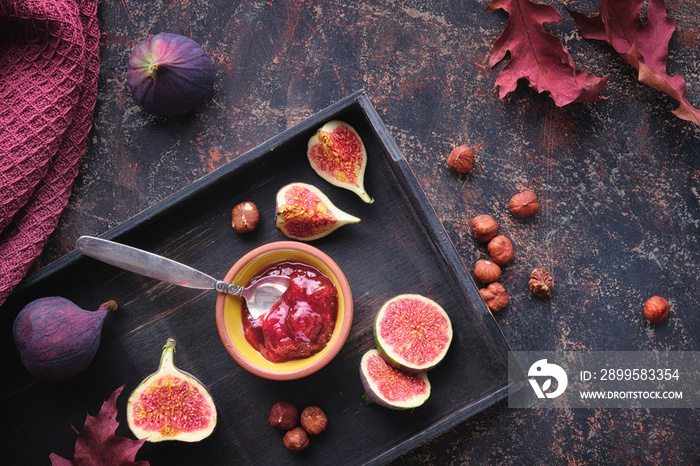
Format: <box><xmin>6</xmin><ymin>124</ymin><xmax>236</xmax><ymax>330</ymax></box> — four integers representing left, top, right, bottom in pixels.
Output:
<box><xmin>238</xmin><ymin>275</ymin><xmax>289</xmax><ymax>319</ymax></box>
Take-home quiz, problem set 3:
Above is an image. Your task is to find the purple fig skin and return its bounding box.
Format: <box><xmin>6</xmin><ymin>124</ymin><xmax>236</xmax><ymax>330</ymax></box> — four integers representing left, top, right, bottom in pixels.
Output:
<box><xmin>12</xmin><ymin>297</ymin><xmax>117</xmax><ymax>381</ymax></box>
<box><xmin>127</xmin><ymin>33</ymin><xmax>215</xmax><ymax>116</ymax></box>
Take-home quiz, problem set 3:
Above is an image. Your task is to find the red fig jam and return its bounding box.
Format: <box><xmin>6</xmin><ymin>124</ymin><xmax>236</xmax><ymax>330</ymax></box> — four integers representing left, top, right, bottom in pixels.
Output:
<box><xmin>242</xmin><ymin>261</ymin><xmax>338</xmax><ymax>363</ymax></box>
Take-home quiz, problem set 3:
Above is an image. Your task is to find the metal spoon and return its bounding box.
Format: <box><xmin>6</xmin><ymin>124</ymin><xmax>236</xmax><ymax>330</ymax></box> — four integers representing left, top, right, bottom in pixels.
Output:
<box><xmin>76</xmin><ymin>236</ymin><xmax>288</xmax><ymax>319</ymax></box>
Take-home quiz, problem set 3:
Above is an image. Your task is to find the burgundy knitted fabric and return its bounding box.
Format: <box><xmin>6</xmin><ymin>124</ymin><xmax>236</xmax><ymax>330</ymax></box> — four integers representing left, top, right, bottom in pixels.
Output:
<box><xmin>0</xmin><ymin>0</ymin><xmax>100</xmax><ymax>306</ymax></box>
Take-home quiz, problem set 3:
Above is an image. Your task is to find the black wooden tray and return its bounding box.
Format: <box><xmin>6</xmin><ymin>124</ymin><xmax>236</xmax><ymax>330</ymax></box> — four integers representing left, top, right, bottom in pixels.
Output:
<box><xmin>1</xmin><ymin>91</ymin><xmax>515</xmax><ymax>465</ymax></box>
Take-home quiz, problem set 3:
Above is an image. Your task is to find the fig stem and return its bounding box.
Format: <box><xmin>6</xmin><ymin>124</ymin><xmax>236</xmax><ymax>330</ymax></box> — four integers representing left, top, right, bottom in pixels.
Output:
<box><xmin>160</xmin><ymin>338</ymin><xmax>177</xmax><ymax>369</ymax></box>
<box><xmin>97</xmin><ymin>300</ymin><xmax>118</xmax><ymax>312</ymax></box>
<box><xmin>146</xmin><ymin>64</ymin><xmax>158</xmax><ymax>80</ymax></box>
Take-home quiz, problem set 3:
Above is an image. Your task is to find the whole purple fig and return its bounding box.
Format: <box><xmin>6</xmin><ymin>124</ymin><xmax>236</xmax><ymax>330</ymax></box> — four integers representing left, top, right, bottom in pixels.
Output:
<box><xmin>127</xmin><ymin>33</ymin><xmax>215</xmax><ymax>116</ymax></box>
<box><xmin>12</xmin><ymin>297</ymin><xmax>117</xmax><ymax>381</ymax></box>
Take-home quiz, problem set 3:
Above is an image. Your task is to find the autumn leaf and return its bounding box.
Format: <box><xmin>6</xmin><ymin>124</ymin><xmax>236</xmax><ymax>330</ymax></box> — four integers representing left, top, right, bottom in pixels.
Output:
<box><xmin>570</xmin><ymin>0</ymin><xmax>700</xmax><ymax>126</ymax></box>
<box><xmin>487</xmin><ymin>0</ymin><xmax>609</xmax><ymax>106</ymax></box>
<box><xmin>50</xmin><ymin>385</ymin><xmax>149</xmax><ymax>466</ymax></box>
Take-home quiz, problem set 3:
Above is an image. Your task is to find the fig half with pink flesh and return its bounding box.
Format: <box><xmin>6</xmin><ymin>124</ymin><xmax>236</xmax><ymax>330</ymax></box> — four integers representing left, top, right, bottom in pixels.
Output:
<box><xmin>307</xmin><ymin>120</ymin><xmax>373</xmax><ymax>203</ymax></box>
<box><xmin>275</xmin><ymin>182</ymin><xmax>360</xmax><ymax>241</ymax></box>
<box><xmin>374</xmin><ymin>294</ymin><xmax>453</xmax><ymax>373</ymax></box>
<box><xmin>360</xmin><ymin>349</ymin><xmax>431</xmax><ymax>410</ymax></box>
<box><xmin>127</xmin><ymin>338</ymin><xmax>217</xmax><ymax>442</ymax></box>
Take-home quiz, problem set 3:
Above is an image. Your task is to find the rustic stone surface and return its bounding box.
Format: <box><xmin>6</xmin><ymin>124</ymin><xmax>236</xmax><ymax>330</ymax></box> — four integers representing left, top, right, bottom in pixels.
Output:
<box><xmin>26</xmin><ymin>0</ymin><xmax>700</xmax><ymax>463</ymax></box>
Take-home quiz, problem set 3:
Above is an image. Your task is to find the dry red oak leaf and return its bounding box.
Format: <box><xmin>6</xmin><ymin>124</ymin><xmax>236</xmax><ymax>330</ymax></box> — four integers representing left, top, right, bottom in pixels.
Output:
<box><xmin>50</xmin><ymin>385</ymin><xmax>149</xmax><ymax>466</ymax></box>
<box><xmin>570</xmin><ymin>0</ymin><xmax>700</xmax><ymax>126</ymax></box>
<box><xmin>487</xmin><ymin>0</ymin><xmax>609</xmax><ymax>106</ymax></box>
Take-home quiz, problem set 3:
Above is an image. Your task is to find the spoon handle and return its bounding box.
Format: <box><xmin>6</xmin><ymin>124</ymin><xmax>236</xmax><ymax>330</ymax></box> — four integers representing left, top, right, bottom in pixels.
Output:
<box><xmin>76</xmin><ymin>236</ymin><xmax>219</xmax><ymax>291</ymax></box>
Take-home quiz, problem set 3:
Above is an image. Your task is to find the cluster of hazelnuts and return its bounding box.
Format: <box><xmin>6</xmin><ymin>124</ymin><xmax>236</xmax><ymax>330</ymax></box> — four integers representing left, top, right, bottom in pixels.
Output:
<box><xmin>448</xmin><ymin>145</ymin><xmax>670</xmax><ymax>323</ymax></box>
<box><xmin>446</xmin><ymin>145</ymin><xmax>552</xmax><ymax>312</ymax></box>
<box><xmin>470</xmin><ymin>192</ymin><xmax>552</xmax><ymax>312</ymax></box>
<box><xmin>269</xmin><ymin>401</ymin><xmax>327</xmax><ymax>452</ymax></box>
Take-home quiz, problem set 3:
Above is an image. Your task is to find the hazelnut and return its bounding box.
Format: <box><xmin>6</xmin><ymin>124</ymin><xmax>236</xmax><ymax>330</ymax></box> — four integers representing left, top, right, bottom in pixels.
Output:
<box><xmin>269</xmin><ymin>401</ymin><xmax>298</xmax><ymax>431</ymax></box>
<box><xmin>283</xmin><ymin>427</ymin><xmax>309</xmax><ymax>452</ymax></box>
<box><xmin>529</xmin><ymin>268</ymin><xmax>553</xmax><ymax>297</ymax></box>
<box><xmin>487</xmin><ymin>235</ymin><xmax>514</xmax><ymax>266</ymax></box>
<box><xmin>231</xmin><ymin>201</ymin><xmax>260</xmax><ymax>233</ymax></box>
<box><xmin>644</xmin><ymin>296</ymin><xmax>670</xmax><ymax>324</ymax></box>
<box><xmin>479</xmin><ymin>282</ymin><xmax>509</xmax><ymax>312</ymax></box>
<box><xmin>509</xmin><ymin>191</ymin><xmax>539</xmax><ymax>218</ymax></box>
<box><xmin>471</xmin><ymin>215</ymin><xmax>499</xmax><ymax>242</ymax></box>
<box><xmin>300</xmin><ymin>406</ymin><xmax>327</xmax><ymax>435</ymax></box>
<box><xmin>446</xmin><ymin>145</ymin><xmax>475</xmax><ymax>174</ymax></box>
<box><xmin>473</xmin><ymin>259</ymin><xmax>501</xmax><ymax>284</ymax></box>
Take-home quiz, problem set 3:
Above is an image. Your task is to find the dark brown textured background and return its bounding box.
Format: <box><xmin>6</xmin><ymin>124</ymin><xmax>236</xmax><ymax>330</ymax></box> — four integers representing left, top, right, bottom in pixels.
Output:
<box><xmin>8</xmin><ymin>0</ymin><xmax>700</xmax><ymax>464</ymax></box>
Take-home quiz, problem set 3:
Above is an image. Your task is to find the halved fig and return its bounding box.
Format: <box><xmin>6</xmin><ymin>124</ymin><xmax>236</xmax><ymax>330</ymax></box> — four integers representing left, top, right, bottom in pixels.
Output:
<box><xmin>275</xmin><ymin>182</ymin><xmax>360</xmax><ymax>241</ymax></box>
<box><xmin>374</xmin><ymin>294</ymin><xmax>453</xmax><ymax>373</ymax></box>
<box><xmin>127</xmin><ymin>338</ymin><xmax>217</xmax><ymax>442</ymax></box>
<box><xmin>307</xmin><ymin>120</ymin><xmax>373</xmax><ymax>203</ymax></box>
<box><xmin>360</xmin><ymin>349</ymin><xmax>431</xmax><ymax>410</ymax></box>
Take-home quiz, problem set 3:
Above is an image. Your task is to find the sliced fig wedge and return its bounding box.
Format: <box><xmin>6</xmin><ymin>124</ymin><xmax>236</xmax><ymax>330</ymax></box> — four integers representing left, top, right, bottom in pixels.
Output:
<box><xmin>307</xmin><ymin>120</ymin><xmax>373</xmax><ymax>203</ymax></box>
<box><xmin>360</xmin><ymin>349</ymin><xmax>431</xmax><ymax>410</ymax></box>
<box><xmin>275</xmin><ymin>182</ymin><xmax>360</xmax><ymax>241</ymax></box>
<box><xmin>374</xmin><ymin>294</ymin><xmax>453</xmax><ymax>373</ymax></box>
<box><xmin>127</xmin><ymin>338</ymin><xmax>217</xmax><ymax>442</ymax></box>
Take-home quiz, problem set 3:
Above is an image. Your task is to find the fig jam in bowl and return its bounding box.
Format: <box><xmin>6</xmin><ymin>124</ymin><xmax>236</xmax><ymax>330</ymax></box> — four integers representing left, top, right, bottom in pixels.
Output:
<box><xmin>215</xmin><ymin>241</ymin><xmax>353</xmax><ymax>380</ymax></box>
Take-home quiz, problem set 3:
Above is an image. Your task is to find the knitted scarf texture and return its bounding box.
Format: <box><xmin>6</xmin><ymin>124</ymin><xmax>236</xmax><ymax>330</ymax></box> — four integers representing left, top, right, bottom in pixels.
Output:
<box><xmin>0</xmin><ymin>0</ymin><xmax>100</xmax><ymax>306</ymax></box>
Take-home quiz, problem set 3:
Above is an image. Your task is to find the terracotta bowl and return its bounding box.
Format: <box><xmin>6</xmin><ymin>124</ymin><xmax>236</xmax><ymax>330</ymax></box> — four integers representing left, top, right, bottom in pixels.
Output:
<box><xmin>215</xmin><ymin>241</ymin><xmax>353</xmax><ymax>380</ymax></box>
